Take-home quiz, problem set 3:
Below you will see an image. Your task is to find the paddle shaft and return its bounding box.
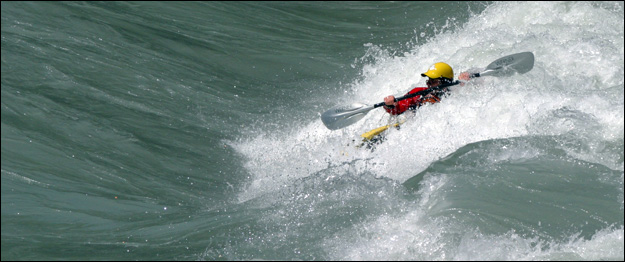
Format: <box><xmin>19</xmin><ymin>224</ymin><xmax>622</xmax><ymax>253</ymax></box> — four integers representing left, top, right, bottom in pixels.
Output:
<box><xmin>372</xmin><ymin>80</ymin><xmax>463</xmax><ymax>109</ymax></box>
<box><xmin>321</xmin><ymin>52</ymin><xmax>534</xmax><ymax>130</ymax></box>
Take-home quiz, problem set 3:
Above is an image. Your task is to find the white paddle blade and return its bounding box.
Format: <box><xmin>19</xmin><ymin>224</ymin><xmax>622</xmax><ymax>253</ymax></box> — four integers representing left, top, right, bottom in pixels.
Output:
<box><xmin>321</xmin><ymin>103</ymin><xmax>374</xmax><ymax>130</ymax></box>
<box><xmin>481</xmin><ymin>52</ymin><xmax>535</xmax><ymax>77</ymax></box>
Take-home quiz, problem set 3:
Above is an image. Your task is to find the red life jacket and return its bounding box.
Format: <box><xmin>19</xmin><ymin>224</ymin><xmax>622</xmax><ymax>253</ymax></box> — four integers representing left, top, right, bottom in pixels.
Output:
<box><xmin>383</xmin><ymin>87</ymin><xmax>443</xmax><ymax>115</ymax></box>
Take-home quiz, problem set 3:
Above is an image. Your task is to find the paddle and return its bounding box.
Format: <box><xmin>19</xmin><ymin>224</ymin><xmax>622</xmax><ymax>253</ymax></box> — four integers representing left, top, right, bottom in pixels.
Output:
<box><xmin>321</xmin><ymin>52</ymin><xmax>535</xmax><ymax>130</ymax></box>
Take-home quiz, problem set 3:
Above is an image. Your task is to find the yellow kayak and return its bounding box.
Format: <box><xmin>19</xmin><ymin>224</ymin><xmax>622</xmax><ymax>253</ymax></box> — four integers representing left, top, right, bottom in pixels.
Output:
<box><xmin>356</xmin><ymin>119</ymin><xmax>406</xmax><ymax>150</ymax></box>
<box><xmin>360</xmin><ymin>122</ymin><xmax>403</xmax><ymax>141</ymax></box>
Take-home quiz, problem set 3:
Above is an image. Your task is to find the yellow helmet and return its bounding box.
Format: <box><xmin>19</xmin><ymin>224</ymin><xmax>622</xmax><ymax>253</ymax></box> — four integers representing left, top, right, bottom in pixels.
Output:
<box><xmin>421</xmin><ymin>62</ymin><xmax>454</xmax><ymax>80</ymax></box>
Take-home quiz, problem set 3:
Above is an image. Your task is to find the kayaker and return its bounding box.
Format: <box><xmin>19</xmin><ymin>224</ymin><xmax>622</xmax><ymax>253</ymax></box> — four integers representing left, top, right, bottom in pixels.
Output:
<box><xmin>383</xmin><ymin>62</ymin><xmax>471</xmax><ymax>115</ymax></box>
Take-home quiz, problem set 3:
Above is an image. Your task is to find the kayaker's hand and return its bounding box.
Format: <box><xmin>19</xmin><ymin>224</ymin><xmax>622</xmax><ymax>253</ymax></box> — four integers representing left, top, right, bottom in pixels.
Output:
<box><xmin>458</xmin><ymin>72</ymin><xmax>470</xmax><ymax>81</ymax></box>
<box><xmin>458</xmin><ymin>72</ymin><xmax>470</xmax><ymax>86</ymax></box>
<box><xmin>384</xmin><ymin>95</ymin><xmax>397</xmax><ymax>108</ymax></box>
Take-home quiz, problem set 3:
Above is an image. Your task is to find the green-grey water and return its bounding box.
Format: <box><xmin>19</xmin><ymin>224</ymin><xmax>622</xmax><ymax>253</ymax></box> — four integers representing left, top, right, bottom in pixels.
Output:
<box><xmin>2</xmin><ymin>1</ymin><xmax>623</xmax><ymax>260</ymax></box>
